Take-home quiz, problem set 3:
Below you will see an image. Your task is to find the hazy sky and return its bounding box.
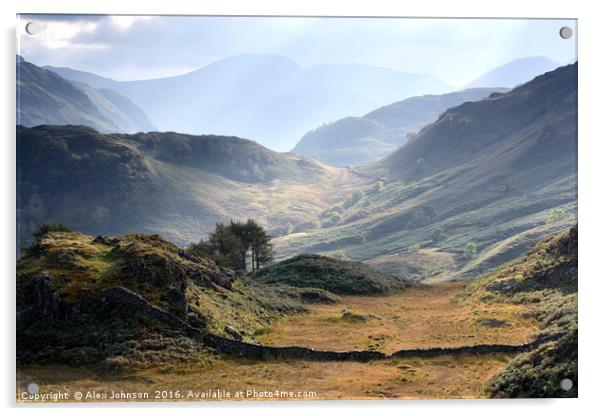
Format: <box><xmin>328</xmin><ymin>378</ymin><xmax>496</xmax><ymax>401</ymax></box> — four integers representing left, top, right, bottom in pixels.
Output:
<box><xmin>17</xmin><ymin>15</ymin><xmax>577</xmax><ymax>87</ymax></box>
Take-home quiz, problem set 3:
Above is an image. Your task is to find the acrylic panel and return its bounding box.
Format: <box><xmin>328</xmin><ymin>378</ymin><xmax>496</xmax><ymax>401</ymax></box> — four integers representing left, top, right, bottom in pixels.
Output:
<box><xmin>16</xmin><ymin>15</ymin><xmax>577</xmax><ymax>402</ymax></box>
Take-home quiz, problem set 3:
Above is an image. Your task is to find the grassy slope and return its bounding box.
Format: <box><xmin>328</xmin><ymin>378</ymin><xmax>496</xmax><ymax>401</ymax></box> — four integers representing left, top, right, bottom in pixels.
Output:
<box><xmin>16</xmin><ymin>231</ymin><xmax>311</xmax><ymax>366</ymax></box>
<box><xmin>462</xmin><ymin>226</ymin><xmax>577</xmax><ymax>398</ymax></box>
<box><xmin>252</xmin><ymin>254</ymin><xmax>410</xmax><ymax>295</ymax></box>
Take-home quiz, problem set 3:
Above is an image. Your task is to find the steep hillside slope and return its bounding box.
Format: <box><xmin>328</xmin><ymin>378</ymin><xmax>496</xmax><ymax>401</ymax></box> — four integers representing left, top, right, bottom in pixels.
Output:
<box><xmin>18</xmin><ymin>57</ymin><xmax>153</xmax><ymax>133</ymax></box>
<box><xmin>46</xmin><ymin>54</ymin><xmax>452</xmax><ymax>151</ymax></box>
<box><xmin>465</xmin><ymin>56</ymin><xmax>560</xmax><ymax>88</ymax></box>
<box><xmin>293</xmin><ymin>88</ymin><xmax>505</xmax><ymax>166</ymax></box>
<box><xmin>463</xmin><ymin>226</ymin><xmax>577</xmax><ymax>398</ymax></box>
<box><xmin>17</xmin><ymin>59</ymin><xmax>118</xmax><ymax>132</ymax></box>
<box><xmin>17</xmin><ymin>125</ymin><xmax>363</xmax><ymax>251</ymax></box>
<box><xmin>275</xmin><ymin>64</ymin><xmax>577</xmax><ymax>280</ymax></box>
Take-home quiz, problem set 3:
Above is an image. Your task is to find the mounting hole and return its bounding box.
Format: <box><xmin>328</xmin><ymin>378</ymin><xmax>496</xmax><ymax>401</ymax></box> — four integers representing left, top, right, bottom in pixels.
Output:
<box><xmin>559</xmin><ymin>26</ymin><xmax>573</xmax><ymax>40</ymax></box>
<box><xmin>560</xmin><ymin>378</ymin><xmax>573</xmax><ymax>391</ymax></box>
<box><xmin>26</xmin><ymin>383</ymin><xmax>39</xmax><ymax>395</ymax></box>
<box><xmin>25</xmin><ymin>21</ymin><xmax>43</xmax><ymax>35</ymax></box>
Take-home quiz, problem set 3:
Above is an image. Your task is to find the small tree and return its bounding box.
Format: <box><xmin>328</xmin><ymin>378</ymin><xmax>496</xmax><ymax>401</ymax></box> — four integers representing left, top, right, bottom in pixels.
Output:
<box><xmin>464</xmin><ymin>242</ymin><xmax>478</xmax><ymax>259</ymax></box>
<box><xmin>431</xmin><ymin>227</ymin><xmax>448</xmax><ymax>244</ymax></box>
<box><xmin>207</xmin><ymin>222</ymin><xmax>244</xmax><ymax>269</ymax></box>
<box><xmin>546</xmin><ymin>208</ymin><xmax>567</xmax><ymax>224</ymax></box>
<box><xmin>192</xmin><ymin>220</ymin><xmax>274</xmax><ymax>272</ymax></box>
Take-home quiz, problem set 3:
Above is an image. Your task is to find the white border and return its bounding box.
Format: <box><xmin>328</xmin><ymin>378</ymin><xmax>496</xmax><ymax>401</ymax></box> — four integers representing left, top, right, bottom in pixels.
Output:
<box><xmin>2</xmin><ymin>1</ymin><xmax>601</xmax><ymax>415</ymax></box>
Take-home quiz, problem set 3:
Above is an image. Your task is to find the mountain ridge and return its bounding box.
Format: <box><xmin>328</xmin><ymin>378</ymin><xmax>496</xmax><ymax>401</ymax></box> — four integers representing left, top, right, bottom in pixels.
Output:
<box><xmin>44</xmin><ymin>54</ymin><xmax>453</xmax><ymax>151</ymax></box>
<box><xmin>293</xmin><ymin>87</ymin><xmax>506</xmax><ymax>166</ymax></box>
<box><xmin>17</xmin><ymin>57</ymin><xmax>154</xmax><ymax>133</ymax></box>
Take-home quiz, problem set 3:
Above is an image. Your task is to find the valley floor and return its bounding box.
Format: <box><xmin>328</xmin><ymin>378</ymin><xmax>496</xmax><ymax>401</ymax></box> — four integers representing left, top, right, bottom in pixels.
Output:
<box><xmin>17</xmin><ymin>282</ymin><xmax>539</xmax><ymax>402</ymax></box>
<box><xmin>257</xmin><ymin>282</ymin><xmax>537</xmax><ymax>353</ymax></box>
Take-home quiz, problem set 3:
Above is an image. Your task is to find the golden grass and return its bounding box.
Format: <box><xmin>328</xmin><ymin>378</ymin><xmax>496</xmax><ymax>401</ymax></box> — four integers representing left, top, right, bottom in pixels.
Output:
<box><xmin>17</xmin><ymin>353</ymin><xmax>511</xmax><ymax>402</ymax></box>
<box><xmin>15</xmin><ymin>282</ymin><xmax>536</xmax><ymax>402</ymax></box>
<box><xmin>256</xmin><ymin>282</ymin><xmax>538</xmax><ymax>353</ymax></box>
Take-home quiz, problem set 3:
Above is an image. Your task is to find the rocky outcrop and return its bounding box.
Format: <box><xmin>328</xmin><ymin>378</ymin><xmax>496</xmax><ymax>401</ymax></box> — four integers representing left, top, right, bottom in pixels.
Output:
<box><xmin>110</xmin><ymin>236</ymin><xmax>234</xmax><ymax>318</ymax></box>
<box><xmin>101</xmin><ymin>286</ymin><xmax>186</xmax><ymax>329</ymax></box>
<box><xmin>17</xmin><ymin>274</ymin><xmax>86</xmax><ymax>326</ymax></box>
<box><xmin>224</xmin><ymin>325</ymin><xmax>243</xmax><ymax>340</ymax></box>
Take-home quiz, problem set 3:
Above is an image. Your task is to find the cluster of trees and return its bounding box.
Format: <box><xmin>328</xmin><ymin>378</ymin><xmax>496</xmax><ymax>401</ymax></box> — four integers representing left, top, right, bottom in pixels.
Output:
<box><xmin>188</xmin><ymin>219</ymin><xmax>273</xmax><ymax>272</ymax></box>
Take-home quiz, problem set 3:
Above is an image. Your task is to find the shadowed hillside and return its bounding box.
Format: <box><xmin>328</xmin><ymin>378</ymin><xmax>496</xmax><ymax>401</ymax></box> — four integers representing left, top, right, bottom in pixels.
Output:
<box><xmin>16</xmin><ymin>125</ymin><xmax>364</xmax><ymax>251</ymax></box>
<box><xmin>275</xmin><ymin>64</ymin><xmax>577</xmax><ymax>281</ymax></box>
<box><xmin>17</xmin><ymin>57</ymin><xmax>153</xmax><ymax>133</ymax></box>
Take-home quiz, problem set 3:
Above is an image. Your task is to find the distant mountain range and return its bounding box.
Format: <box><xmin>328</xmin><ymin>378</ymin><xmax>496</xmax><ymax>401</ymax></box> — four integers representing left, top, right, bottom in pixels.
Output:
<box><xmin>17</xmin><ymin>56</ymin><xmax>154</xmax><ymax>133</ymax></box>
<box><xmin>26</xmin><ymin>54</ymin><xmax>562</xmax><ymax>153</ymax></box>
<box><xmin>465</xmin><ymin>56</ymin><xmax>560</xmax><ymax>88</ymax></box>
<box><xmin>293</xmin><ymin>87</ymin><xmax>507</xmax><ymax>166</ymax></box>
<box><xmin>44</xmin><ymin>54</ymin><xmax>453</xmax><ymax>151</ymax></box>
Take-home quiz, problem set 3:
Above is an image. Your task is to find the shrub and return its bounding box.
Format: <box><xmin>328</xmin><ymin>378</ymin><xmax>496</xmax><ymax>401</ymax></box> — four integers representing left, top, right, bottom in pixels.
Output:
<box><xmin>464</xmin><ymin>242</ymin><xmax>478</xmax><ymax>258</ymax></box>
<box><xmin>32</xmin><ymin>223</ymin><xmax>71</xmax><ymax>238</ymax></box>
<box><xmin>431</xmin><ymin>227</ymin><xmax>449</xmax><ymax>243</ymax></box>
<box><xmin>546</xmin><ymin>208</ymin><xmax>567</xmax><ymax>224</ymax></box>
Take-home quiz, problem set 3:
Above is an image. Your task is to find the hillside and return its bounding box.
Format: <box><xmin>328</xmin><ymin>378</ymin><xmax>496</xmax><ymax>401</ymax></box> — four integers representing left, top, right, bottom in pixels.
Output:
<box><xmin>465</xmin><ymin>56</ymin><xmax>560</xmax><ymax>88</ymax></box>
<box><xmin>17</xmin><ymin>57</ymin><xmax>153</xmax><ymax>133</ymax></box>
<box><xmin>463</xmin><ymin>226</ymin><xmax>577</xmax><ymax>398</ymax></box>
<box><xmin>17</xmin><ymin>59</ymin><xmax>118</xmax><ymax>132</ymax></box>
<box><xmin>253</xmin><ymin>254</ymin><xmax>411</xmax><ymax>295</ymax></box>
<box><xmin>16</xmin><ymin>230</ymin><xmax>313</xmax><ymax>365</ymax></box>
<box><xmin>293</xmin><ymin>88</ymin><xmax>505</xmax><ymax>166</ymax></box>
<box><xmin>274</xmin><ymin>64</ymin><xmax>577</xmax><ymax>281</ymax></box>
<box><xmin>46</xmin><ymin>54</ymin><xmax>452</xmax><ymax>151</ymax></box>
<box><xmin>16</xmin><ymin>125</ymin><xmax>363</xmax><ymax>251</ymax></box>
